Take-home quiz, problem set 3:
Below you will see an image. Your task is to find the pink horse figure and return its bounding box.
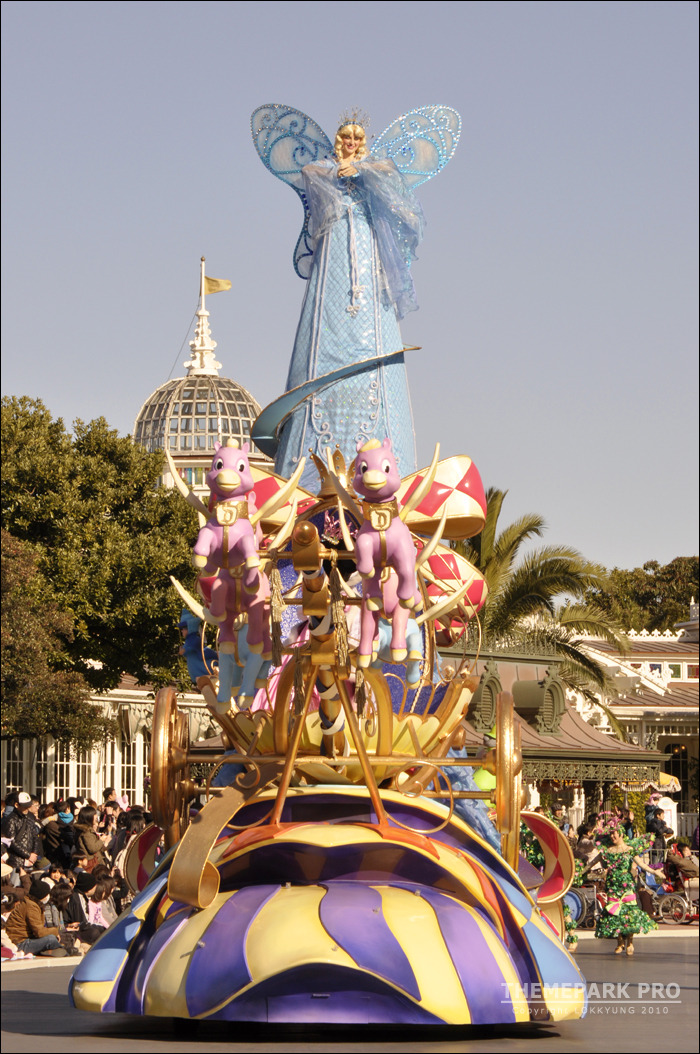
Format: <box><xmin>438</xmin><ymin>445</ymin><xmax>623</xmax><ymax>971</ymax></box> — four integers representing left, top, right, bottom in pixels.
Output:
<box><xmin>353</xmin><ymin>438</ymin><xmax>419</xmax><ymax>667</ymax></box>
<box><xmin>193</xmin><ymin>441</ymin><xmax>271</xmax><ymax>672</ymax></box>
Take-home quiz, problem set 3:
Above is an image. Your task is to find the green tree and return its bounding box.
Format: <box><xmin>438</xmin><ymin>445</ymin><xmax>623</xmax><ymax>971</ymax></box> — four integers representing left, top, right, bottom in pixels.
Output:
<box><xmin>456</xmin><ymin>489</ymin><xmax>628</xmax><ymax>697</ymax></box>
<box><xmin>1</xmin><ymin>396</ymin><xmax>198</xmax><ymax>693</ymax></box>
<box><xmin>1</xmin><ymin>530</ymin><xmax>116</xmax><ymax>748</ymax></box>
<box><xmin>586</xmin><ymin>558</ymin><xmax>699</xmax><ymax>632</ymax></box>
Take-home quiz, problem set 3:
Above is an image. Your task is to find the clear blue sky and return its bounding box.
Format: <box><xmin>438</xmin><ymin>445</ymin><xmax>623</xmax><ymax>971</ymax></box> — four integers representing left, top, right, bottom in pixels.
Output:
<box><xmin>2</xmin><ymin>1</ymin><xmax>697</xmax><ymax>572</ymax></box>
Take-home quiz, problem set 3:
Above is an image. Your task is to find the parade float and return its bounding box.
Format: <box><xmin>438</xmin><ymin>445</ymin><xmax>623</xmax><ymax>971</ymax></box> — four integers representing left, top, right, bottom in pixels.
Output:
<box><xmin>70</xmin><ymin>105</ymin><xmax>586</xmax><ymax>1027</ymax></box>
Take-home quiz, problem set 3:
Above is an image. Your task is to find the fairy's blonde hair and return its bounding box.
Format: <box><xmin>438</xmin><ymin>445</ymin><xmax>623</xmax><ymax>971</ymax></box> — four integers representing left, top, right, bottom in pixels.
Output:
<box><xmin>334</xmin><ymin>124</ymin><xmax>368</xmax><ymax>161</ymax></box>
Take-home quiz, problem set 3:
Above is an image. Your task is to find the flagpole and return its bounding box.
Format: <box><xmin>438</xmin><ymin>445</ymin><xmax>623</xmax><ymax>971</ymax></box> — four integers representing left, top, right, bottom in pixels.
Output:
<box><xmin>200</xmin><ymin>256</ymin><xmax>206</xmax><ymax>315</ymax></box>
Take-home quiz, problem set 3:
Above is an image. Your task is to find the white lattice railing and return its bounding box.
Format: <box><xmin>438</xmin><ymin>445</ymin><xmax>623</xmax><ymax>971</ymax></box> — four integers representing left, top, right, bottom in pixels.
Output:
<box><xmin>677</xmin><ymin>812</ymin><xmax>699</xmax><ymax>839</ymax></box>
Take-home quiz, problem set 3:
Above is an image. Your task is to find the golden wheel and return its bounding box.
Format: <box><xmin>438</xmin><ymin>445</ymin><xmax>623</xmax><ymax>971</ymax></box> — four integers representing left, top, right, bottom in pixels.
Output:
<box><xmin>495</xmin><ymin>691</ymin><xmax>523</xmax><ymax>870</ymax></box>
<box><xmin>272</xmin><ymin>652</ymin><xmax>394</xmax><ymax>782</ymax></box>
<box><xmin>150</xmin><ymin>687</ymin><xmax>192</xmax><ymax>846</ymax></box>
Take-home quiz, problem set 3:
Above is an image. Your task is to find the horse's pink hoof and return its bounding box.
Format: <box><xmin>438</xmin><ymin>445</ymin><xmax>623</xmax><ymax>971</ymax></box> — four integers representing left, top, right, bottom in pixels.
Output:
<box><xmin>357</xmin><ymin>653</ymin><xmax>371</xmax><ymax>668</ymax></box>
<box><xmin>365</xmin><ymin>596</ymin><xmax>382</xmax><ymax>612</ymax></box>
<box><xmin>391</xmin><ymin>648</ymin><xmax>408</xmax><ymax>663</ymax></box>
<box><xmin>398</xmin><ymin>596</ymin><xmax>415</xmax><ymax>610</ymax></box>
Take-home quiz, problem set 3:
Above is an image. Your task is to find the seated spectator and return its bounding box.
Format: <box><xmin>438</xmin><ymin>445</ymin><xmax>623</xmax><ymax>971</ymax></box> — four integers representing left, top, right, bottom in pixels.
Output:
<box><xmin>4</xmin><ymin>878</ymin><xmax>69</xmax><ymax>957</ymax></box>
<box><xmin>42</xmin><ymin>799</ymin><xmax>76</xmax><ymax>868</ymax></box>
<box><xmin>574</xmin><ymin>823</ymin><xmax>598</xmax><ymax>863</ymax></box>
<box><xmin>47</xmin><ymin>882</ymin><xmax>83</xmax><ymax>954</ymax></box>
<box><xmin>100</xmin><ymin>801</ymin><xmax>121</xmax><ymax>825</ymax></box>
<box><xmin>63</xmin><ymin>869</ymin><xmax>77</xmax><ymax>890</ymax></box>
<box><xmin>98</xmin><ymin>803</ymin><xmax>120</xmax><ymax>859</ymax></box>
<box><xmin>71</xmin><ymin>847</ymin><xmax>92</xmax><ymax>871</ymax></box>
<box><xmin>111</xmin><ymin>867</ymin><xmax>131</xmax><ymax>916</ymax></box>
<box><xmin>111</xmin><ymin>809</ymin><xmax>134</xmax><ymax>860</ymax></box>
<box><xmin>3</xmin><ymin>862</ymin><xmax>32</xmax><ymax>899</ymax></box>
<box><xmin>62</xmin><ymin>872</ymin><xmax>104</xmax><ymax>946</ymax></box>
<box><xmin>1</xmin><ymin>855</ymin><xmax>23</xmax><ymax>902</ymax></box>
<box><xmin>112</xmin><ymin>813</ymin><xmax>147</xmax><ymax>911</ymax></box>
<box><xmin>88</xmin><ymin>873</ymin><xmax>118</xmax><ymax>929</ymax></box>
<box><xmin>670</xmin><ymin>844</ymin><xmax>699</xmax><ymax>899</ymax></box>
<box><xmin>1</xmin><ymin>889</ymin><xmax>31</xmax><ymax>960</ymax></box>
<box><xmin>74</xmin><ymin>806</ymin><xmax>111</xmax><ymax>869</ymax></box>
<box><xmin>45</xmin><ymin>863</ymin><xmax>65</xmax><ymax>884</ymax></box>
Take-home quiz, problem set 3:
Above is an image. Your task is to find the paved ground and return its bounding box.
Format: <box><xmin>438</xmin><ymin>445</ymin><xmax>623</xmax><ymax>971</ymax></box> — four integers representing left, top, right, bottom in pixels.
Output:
<box><xmin>2</xmin><ymin>935</ymin><xmax>697</xmax><ymax>1053</ymax></box>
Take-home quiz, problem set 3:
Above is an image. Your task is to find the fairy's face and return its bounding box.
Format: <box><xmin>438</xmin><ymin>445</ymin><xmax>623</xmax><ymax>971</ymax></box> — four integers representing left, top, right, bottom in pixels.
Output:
<box><xmin>339</xmin><ymin>125</ymin><xmax>364</xmax><ymax>159</ymax></box>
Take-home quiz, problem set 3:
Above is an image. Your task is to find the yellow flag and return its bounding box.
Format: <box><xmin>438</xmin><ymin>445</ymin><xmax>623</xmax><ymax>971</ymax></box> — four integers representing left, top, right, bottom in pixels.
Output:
<box><xmin>204</xmin><ymin>276</ymin><xmax>232</xmax><ymax>294</ymax></box>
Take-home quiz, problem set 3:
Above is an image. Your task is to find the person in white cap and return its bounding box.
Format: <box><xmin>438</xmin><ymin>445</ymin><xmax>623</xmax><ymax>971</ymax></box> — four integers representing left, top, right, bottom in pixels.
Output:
<box><xmin>1</xmin><ymin>792</ymin><xmax>41</xmax><ymax>871</ymax></box>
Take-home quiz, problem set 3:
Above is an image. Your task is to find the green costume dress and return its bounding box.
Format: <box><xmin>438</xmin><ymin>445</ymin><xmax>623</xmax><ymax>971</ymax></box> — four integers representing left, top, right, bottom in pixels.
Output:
<box><xmin>595</xmin><ymin>835</ymin><xmax>657</xmax><ymax>939</ymax></box>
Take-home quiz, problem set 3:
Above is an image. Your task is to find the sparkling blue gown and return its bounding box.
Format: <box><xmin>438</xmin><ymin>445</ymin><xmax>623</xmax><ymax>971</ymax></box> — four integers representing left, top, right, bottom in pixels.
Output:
<box><xmin>274</xmin><ymin>157</ymin><xmax>423</xmax><ymax>488</ymax></box>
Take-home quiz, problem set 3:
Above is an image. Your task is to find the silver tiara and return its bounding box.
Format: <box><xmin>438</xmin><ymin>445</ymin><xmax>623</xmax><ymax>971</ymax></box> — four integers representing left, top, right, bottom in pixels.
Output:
<box><xmin>337</xmin><ymin>107</ymin><xmax>370</xmax><ymax>133</ymax></box>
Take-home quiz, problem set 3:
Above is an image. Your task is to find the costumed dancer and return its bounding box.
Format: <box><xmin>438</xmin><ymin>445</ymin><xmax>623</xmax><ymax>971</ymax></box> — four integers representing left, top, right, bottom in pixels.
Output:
<box><xmin>594</xmin><ymin>827</ymin><xmax>657</xmax><ymax>955</ymax></box>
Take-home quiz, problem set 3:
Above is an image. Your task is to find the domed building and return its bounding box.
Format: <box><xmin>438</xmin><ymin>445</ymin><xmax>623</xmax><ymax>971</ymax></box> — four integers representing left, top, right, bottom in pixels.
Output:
<box><xmin>133</xmin><ymin>264</ymin><xmax>269</xmax><ymax>492</ymax></box>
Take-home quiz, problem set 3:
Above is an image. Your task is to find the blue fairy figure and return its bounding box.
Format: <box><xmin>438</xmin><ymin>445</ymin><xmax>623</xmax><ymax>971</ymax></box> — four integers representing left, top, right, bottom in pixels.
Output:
<box><xmin>251</xmin><ymin>104</ymin><xmax>462</xmax><ymax>488</ymax></box>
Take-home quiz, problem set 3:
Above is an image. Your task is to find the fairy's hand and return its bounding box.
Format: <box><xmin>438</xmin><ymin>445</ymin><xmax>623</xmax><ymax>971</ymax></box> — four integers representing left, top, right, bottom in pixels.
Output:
<box><xmin>337</xmin><ymin>160</ymin><xmax>358</xmax><ymax>178</ymax></box>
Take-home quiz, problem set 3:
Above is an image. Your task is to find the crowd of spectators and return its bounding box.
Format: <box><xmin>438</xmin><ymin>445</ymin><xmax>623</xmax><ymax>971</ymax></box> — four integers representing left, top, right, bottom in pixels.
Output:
<box><xmin>1</xmin><ymin>788</ymin><xmax>151</xmax><ymax>961</ymax></box>
<box><xmin>4</xmin><ymin>786</ymin><xmax>696</xmax><ymax>961</ymax></box>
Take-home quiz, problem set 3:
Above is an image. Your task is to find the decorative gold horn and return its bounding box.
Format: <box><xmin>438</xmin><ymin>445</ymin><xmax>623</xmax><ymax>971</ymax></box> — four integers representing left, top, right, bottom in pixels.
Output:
<box><xmin>336</xmin><ymin>501</ymin><xmax>356</xmax><ymax>553</ymax></box>
<box><xmin>169</xmin><ymin>576</ymin><xmax>219</xmax><ymax>628</ymax></box>
<box><xmin>415</xmin><ymin>578</ymin><xmax>473</xmax><ymax>627</ymax></box>
<box><xmin>165</xmin><ymin>450</ymin><xmax>209</xmax><ymax>519</ymax></box>
<box><xmin>399</xmin><ymin>443</ymin><xmax>440</xmax><ymax>522</ymax></box>
<box><xmin>325</xmin><ymin>447</ymin><xmax>356</xmax><ymax>551</ymax></box>
<box><xmin>250</xmin><ymin>459</ymin><xmax>306</xmax><ymax>528</ymax></box>
<box><xmin>267</xmin><ymin>499</ymin><xmax>298</xmax><ymax>553</ymax></box>
<box><xmin>415</xmin><ymin>502</ymin><xmax>448</xmax><ymax>570</ymax></box>
<box><xmin>326</xmin><ymin>450</ymin><xmax>363</xmax><ymax>524</ymax></box>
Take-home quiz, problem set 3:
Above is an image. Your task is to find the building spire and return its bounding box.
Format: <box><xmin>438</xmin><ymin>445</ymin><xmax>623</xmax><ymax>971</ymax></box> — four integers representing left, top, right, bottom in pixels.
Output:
<box><xmin>184</xmin><ymin>257</ymin><xmax>222</xmax><ymax>376</ymax></box>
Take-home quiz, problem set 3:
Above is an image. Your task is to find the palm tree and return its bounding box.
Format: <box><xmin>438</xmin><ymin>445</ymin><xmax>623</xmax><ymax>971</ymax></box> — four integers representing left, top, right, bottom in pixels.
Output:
<box><xmin>455</xmin><ymin>488</ymin><xmax>628</xmax><ymax>701</ymax></box>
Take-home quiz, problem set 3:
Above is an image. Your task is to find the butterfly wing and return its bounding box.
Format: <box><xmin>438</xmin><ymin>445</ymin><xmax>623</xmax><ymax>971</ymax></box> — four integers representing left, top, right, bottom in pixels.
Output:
<box><xmin>371</xmin><ymin>106</ymin><xmax>462</xmax><ymax>189</ymax></box>
<box><xmin>251</xmin><ymin>104</ymin><xmax>333</xmax><ymax>278</ymax></box>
